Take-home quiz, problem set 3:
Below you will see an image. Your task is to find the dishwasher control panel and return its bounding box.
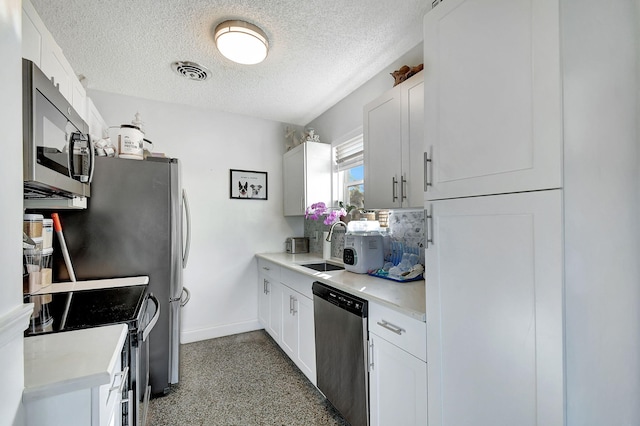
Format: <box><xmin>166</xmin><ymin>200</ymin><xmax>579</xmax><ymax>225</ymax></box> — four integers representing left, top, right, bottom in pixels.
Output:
<box><xmin>312</xmin><ymin>281</ymin><xmax>367</xmax><ymax>317</ymax></box>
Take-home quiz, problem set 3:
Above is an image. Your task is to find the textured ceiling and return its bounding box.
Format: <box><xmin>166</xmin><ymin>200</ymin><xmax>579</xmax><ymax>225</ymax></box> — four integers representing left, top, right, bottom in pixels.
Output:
<box><xmin>30</xmin><ymin>0</ymin><xmax>429</xmax><ymax>126</ymax></box>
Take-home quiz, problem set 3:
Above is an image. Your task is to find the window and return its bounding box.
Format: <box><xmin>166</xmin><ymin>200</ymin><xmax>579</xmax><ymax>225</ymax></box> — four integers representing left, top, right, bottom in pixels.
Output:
<box><xmin>334</xmin><ymin>132</ymin><xmax>364</xmax><ymax>208</ymax></box>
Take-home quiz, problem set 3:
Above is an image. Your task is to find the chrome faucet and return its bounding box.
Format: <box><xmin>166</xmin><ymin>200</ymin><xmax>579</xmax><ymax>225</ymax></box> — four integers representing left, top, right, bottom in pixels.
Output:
<box><xmin>326</xmin><ymin>221</ymin><xmax>347</xmax><ymax>242</ymax></box>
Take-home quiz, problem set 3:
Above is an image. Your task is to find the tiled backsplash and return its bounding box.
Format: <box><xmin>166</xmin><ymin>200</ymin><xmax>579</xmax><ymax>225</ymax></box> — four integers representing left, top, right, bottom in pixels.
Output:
<box><xmin>303</xmin><ymin>209</ymin><xmax>425</xmax><ymax>264</ymax></box>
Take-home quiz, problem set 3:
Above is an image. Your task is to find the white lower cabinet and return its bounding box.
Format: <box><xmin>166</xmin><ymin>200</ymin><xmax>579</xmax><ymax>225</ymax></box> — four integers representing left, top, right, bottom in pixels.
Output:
<box><xmin>258</xmin><ymin>276</ymin><xmax>282</xmax><ymax>342</ymax></box>
<box><xmin>257</xmin><ymin>260</ymin><xmax>316</xmax><ymax>385</ymax></box>
<box><xmin>258</xmin><ymin>260</ymin><xmax>282</xmax><ymax>342</ymax></box>
<box><xmin>369</xmin><ymin>333</ymin><xmax>427</xmax><ymax>426</ymax></box>
<box><xmin>25</xmin><ymin>334</ymin><xmax>129</xmax><ymax>426</ymax></box>
<box><xmin>425</xmin><ymin>190</ymin><xmax>564</xmax><ymax>426</ymax></box>
<box><xmin>368</xmin><ymin>301</ymin><xmax>427</xmax><ymax>426</ymax></box>
<box><xmin>281</xmin><ymin>285</ymin><xmax>316</xmax><ymax>385</ymax></box>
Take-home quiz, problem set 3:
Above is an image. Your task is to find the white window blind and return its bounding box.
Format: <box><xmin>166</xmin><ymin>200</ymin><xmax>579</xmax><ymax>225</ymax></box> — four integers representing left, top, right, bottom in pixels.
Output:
<box><xmin>334</xmin><ymin>134</ymin><xmax>363</xmax><ymax>172</ymax></box>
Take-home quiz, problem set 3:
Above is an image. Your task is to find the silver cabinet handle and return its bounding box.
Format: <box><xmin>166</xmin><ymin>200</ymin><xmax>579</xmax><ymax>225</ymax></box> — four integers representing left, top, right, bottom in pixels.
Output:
<box><xmin>368</xmin><ymin>338</ymin><xmax>375</xmax><ymax>371</ymax></box>
<box><xmin>401</xmin><ymin>174</ymin><xmax>407</xmax><ymax>201</ymax></box>
<box><xmin>424</xmin><ymin>151</ymin><xmax>432</xmax><ymax>191</ymax></box>
<box><xmin>264</xmin><ymin>279</ymin><xmax>270</xmax><ymax>295</ymax></box>
<box><xmin>108</xmin><ymin>366</ymin><xmax>129</xmax><ymax>397</ymax></box>
<box><xmin>425</xmin><ymin>207</ymin><xmax>434</xmax><ymax>248</ymax></box>
<box><xmin>377</xmin><ymin>319</ymin><xmax>406</xmax><ymax>335</ymax></box>
<box><xmin>262</xmin><ymin>266</ymin><xmax>271</xmax><ymax>271</ymax></box>
<box><xmin>292</xmin><ymin>297</ymin><xmax>298</xmax><ymax>315</ymax></box>
<box><xmin>392</xmin><ymin>176</ymin><xmax>398</xmax><ymax>202</ymax></box>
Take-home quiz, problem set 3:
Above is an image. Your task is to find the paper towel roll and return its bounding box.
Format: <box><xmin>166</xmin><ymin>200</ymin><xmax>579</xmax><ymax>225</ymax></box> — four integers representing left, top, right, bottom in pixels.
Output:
<box><xmin>323</xmin><ymin>231</ymin><xmax>331</xmax><ymax>260</ymax></box>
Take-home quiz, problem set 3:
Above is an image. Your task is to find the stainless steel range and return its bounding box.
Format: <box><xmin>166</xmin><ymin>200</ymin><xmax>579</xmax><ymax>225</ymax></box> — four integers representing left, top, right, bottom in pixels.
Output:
<box><xmin>24</xmin><ymin>285</ymin><xmax>159</xmax><ymax>426</ymax></box>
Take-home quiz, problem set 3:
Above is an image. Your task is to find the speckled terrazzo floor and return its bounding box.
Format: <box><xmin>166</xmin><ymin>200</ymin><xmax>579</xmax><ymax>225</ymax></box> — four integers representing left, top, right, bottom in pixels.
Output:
<box><xmin>147</xmin><ymin>330</ymin><xmax>349</xmax><ymax>426</ymax></box>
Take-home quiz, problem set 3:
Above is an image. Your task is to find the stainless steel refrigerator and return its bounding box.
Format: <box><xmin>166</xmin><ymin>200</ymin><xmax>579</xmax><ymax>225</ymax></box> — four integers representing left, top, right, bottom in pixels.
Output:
<box><xmin>53</xmin><ymin>156</ymin><xmax>191</xmax><ymax>395</ymax></box>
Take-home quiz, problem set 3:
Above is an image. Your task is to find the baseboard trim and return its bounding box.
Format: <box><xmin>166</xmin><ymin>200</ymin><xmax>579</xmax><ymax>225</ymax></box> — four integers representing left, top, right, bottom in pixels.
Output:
<box><xmin>180</xmin><ymin>320</ymin><xmax>263</xmax><ymax>344</ymax></box>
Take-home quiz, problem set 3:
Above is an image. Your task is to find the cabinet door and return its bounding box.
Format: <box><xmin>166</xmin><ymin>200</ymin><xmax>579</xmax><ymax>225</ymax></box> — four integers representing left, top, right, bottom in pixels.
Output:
<box><xmin>257</xmin><ymin>275</ymin><xmax>270</xmax><ymax>329</ymax></box>
<box><xmin>423</xmin><ymin>0</ymin><xmax>562</xmax><ymax>200</ymax></box>
<box><xmin>425</xmin><ymin>190</ymin><xmax>564</xmax><ymax>426</ymax></box>
<box><xmin>267</xmin><ymin>280</ymin><xmax>282</xmax><ymax>341</ymax></box>
<box><xmin>40</xmin><ymin>37</ymin><xmax>72</xmax><ymax>102</ymax></box>
<box><xmin>364</xmin><ymin>87</ymin><xmax>403</xmax><ymax>209</ymax></box>
<box><xmin>87</xmin><ymin>97</ymin><xmax>108</xmax><ymax>138</ymax></box>
<box><xmin>71</xmin><ymin>78</ymin><xmax>87</xmax><ymax>121</ymax></box>
<box><xmin>280</xmin><ymin>286</ymin><xmax>298</xmax><ymax>360</ymax></box>
<box><xmin>402</xmin><ymin>73</ymin><xmax>425</xmax><ymax>208</ymax></box>
<box><xmin>283</xmin><ymin>145</ymin><xmax>305</xmax><ymax>215</ymax></box>
<box><xmin>22</xmin><ymin>5</ymin><xmax>42</xmax><ymax>65</ymax></box>
<box><xmin>369</xmin><ymin>334</ymin><xmax>427</xmax><ymax>426</ymax></box>
<box><xmin>296</xmin><ymin>294</ymin><xmax>316</xmax><ymax>385</ymax></box>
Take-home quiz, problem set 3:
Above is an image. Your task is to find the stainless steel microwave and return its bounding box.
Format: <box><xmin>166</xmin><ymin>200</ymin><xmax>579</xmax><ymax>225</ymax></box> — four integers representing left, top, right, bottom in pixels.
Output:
<box><xmin>23</xmin><ymin>59</ymin><xmax>93</xmax><ymax>200</ymax></box>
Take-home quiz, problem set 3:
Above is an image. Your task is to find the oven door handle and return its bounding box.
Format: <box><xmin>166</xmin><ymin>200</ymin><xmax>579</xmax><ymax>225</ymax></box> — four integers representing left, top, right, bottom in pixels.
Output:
<box><xmin>142</xmin><ymin>294</ymin><xmax>160</xmax><ymax>342</ymax></box>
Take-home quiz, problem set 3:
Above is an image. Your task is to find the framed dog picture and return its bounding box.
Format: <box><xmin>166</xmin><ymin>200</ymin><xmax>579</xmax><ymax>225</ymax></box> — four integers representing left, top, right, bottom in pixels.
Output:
<box><xmin>230</xmin><ymin>169</ymin><xmax>268</xmax><ymax>200</ymax></box>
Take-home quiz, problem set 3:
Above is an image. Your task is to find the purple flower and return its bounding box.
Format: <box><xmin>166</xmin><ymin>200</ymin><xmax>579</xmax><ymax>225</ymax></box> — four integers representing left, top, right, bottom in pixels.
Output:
<box><xmin>306</xmin><ymin>202</ymin><xmax>346</xmax><ymax>225</ymax></box>
<box><xmin>305</xmin><ymin>202</ymin><xmax>328</xmax><ymax>219</ymax></box>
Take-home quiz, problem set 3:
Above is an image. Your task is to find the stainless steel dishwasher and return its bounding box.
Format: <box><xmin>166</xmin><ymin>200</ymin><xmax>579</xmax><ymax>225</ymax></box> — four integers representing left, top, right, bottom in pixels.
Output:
<box><xmin>312</xmin><ymin>281</ymin><xmax>369</xmax><ymax>426</ymax></box>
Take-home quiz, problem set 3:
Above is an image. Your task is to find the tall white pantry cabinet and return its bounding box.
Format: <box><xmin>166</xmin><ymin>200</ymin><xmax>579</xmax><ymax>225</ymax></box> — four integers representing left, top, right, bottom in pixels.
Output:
<box><xmin>423</xmin><ymin>0</ymin><xmax>639</xmax><ymax>425</ymax></box>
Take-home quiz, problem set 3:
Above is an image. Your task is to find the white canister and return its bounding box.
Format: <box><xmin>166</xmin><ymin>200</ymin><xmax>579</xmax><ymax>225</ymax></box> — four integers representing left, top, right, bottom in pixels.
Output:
<box><xmin>42</xmin><ymin>219</ymin><xmax>53</xmax><ymax>249</ymax></box>
<box><xmin>117</xmin><ymin>125</ymin><xmax>144</xmax><ymax>160</ymax></box>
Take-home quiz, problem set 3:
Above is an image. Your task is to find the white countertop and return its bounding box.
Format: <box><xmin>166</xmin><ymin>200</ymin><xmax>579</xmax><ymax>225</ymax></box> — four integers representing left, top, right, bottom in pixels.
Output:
<box><xmin>30</xmin><ymin>276</ymin><xmax>149</xmax><ymax>295</ymax></box>
<box><xmin>256</xmin><ymin>253</ymin><xmax>426</xmax><ymax>322</ymax></box>
<box><xmin>23</xmin><ymin>324</ymin><xmax>128</xmax><ymax>402</ymax></box>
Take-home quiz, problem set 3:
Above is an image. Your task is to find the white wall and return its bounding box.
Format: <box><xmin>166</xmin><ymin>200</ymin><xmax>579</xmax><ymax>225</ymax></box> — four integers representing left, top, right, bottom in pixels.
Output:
<box><xmin>89</xmin><ymin>91</ymin><xmax>302</xmax><ymax>343</ymax></box>
<box><xmin>562</xmin><ymin>0</ymin><xmax>640</xmax><ymax>424</ymax></box>
<box><xmin>0</xmin><ymin>0</ymin><xmax>29</xmax><ymax>423</ymax></box>
<box><xmin>306</xmin><ymin>42</ymin><xmax>423</xmax><ymax>142</ymax></box>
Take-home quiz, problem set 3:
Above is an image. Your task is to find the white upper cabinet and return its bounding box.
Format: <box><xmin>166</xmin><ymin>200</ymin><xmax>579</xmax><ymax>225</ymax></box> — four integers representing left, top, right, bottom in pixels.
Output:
<box><xmin>364</xmin><ymin>72</ymin><xmax>425</xmax><ymax>209</ymax></box>
<box><xmin>403</xmin><ymin>74</ymin><xmax>426</xmax><ymax>207</ymax></box>
<box><xmin>364</xmin><ymin>85</ymin><xmax>403</xmax><ymax>209</ymax></box>
<box><xmin>86</xmin><ymin>97</ymin><xmax>109</xmax><ymax>139</ymax></box>
<box><xmin>21</xmin><ymin>0</ymin><xmax>88</xmax><ymax>121</ymax></box>
<box><xmin>283</xmin><ymin>142</ymin><xmax>332</xmax><ymax>216</ymax></box>
<box><xmin>40</xmin><ymin>38</ymin><xmax>73</xmax><ymax>101</ymax></box>
<box><xmin>21</xmin><ymin>3</ymin><xmax>41</xmax><ymax>65</ymax></box>
<box><xmin>424</xmin><ymin>0</ymin><xmax>562</xmax><ymax>200</ymax></box>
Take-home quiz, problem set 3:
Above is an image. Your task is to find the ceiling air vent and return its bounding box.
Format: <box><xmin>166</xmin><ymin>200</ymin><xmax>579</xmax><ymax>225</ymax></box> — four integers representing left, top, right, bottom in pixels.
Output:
<box><xmin>171</xmin><ymin>61</ymin><xmax>211</xmax><ymax>81</ymax></box>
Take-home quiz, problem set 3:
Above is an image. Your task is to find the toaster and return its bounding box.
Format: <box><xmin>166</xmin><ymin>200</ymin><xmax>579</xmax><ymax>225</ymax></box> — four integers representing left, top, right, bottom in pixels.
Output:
<box><xmin>286</xmin><ymin>237</ymin><xmax>309</xmax><ymax>254</ymax></box>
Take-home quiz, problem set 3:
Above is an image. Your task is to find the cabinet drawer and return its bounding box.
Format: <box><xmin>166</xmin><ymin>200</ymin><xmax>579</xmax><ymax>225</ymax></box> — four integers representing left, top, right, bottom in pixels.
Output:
<box><xmin>258</xmin><ymin>259</ymin><xmax>280</xmax><ymax>281</ymax></box>
<box><xmin>280</xmin><ymin>267</ymin><xmax>313</xmax><ymax>299</ymax></box>
<box><xmin>369</xmin><ymin>302</ymin><xmax>426</xmax><ymax>361</ymax></box>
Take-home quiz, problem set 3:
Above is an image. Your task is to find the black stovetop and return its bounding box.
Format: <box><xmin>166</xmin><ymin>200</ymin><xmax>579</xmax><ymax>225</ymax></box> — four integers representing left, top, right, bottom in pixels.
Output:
<box><xmin>25</xmin><ymin>285</ymin><xmax>147</xmax><ymax>336</ymax></box>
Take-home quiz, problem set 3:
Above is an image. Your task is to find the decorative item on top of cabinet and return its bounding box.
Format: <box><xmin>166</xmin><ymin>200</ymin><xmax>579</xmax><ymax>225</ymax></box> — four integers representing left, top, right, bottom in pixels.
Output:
<box><xmin>364</xmin><ymin>71</ymin><xmax>424</xmax><ymax>209</ymax></box>
<box><xmin>283</xmin><ymin>141</ymin><xmax>332</xmax><ymax>216</ymax></box>
<box><xmin>391</xmin><ymin>64</ymin><xmax>424</xmax><ymax>86</ymax></box>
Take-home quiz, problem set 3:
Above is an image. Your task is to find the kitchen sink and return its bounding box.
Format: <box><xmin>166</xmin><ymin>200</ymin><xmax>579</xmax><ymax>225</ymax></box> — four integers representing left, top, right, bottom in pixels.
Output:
<box><xmin>300</xmin><ymin>262</ymin><xmax>345</xmax><ymax>272</ymax></box>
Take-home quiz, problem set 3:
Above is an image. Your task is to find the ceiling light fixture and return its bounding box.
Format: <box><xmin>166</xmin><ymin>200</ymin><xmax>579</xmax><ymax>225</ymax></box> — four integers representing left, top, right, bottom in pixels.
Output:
<box><xmin>214</xmin><ymin>20</ymin><xmax>269</xmax><ymax>65</ymax></box>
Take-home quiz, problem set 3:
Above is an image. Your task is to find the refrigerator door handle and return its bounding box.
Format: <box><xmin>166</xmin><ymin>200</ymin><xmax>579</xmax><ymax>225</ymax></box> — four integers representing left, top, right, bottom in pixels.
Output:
<box><xmin>142</xmin><ymin>294</ymin><xmax>160</xmax><ymax>342</ymax></box>
<box><xmin>180</xmin><ymin>287</ymin><xmax>191</xmax><ymax>307</ymax></box>
<box><xmin>182</xmin><ymin>189</ymin><xmax>192</xmax><ymax>268</ymax></box>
